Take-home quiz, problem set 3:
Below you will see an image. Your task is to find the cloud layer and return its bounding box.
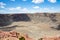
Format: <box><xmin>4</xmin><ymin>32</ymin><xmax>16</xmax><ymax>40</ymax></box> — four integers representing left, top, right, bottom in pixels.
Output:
<box><xmin>10</xmin><ymin>0</ymin><xmax>15</xmax><ymax>1</ymax></box>
<box><xmin>32</xmin><ymin>0</ymin><xmax>44</xmax><ymax>3</ymax></box>
<box><xmin>48</xmin><ymin>0</ymin><xmax>56</xmax><ymax>3</ymax></box>
<box><xmin>33</xmin><ymin>6</ymin><xmax>40</xmax><ymax>9</ymax></box>
<box><xmin>32</xmin><ymin>0</ymin><xmax>56</xmax><ymax>3</ymax></box>
<box><xmin>0</xmin><ymin>0</ymin><xmax>58</xmax><ymax>13</ymax></box>
<box><xmin>0</xmin><ymin>2</ymin><xmax>6</xmax><ymax>8</ymax></box>
<box><xmin>22</xmin><ymin>0</ymin><xmax>27</xmax><ymax>1</ymax></box>
<box><xmin>8</xmin><ymin>7</ymin><xmax>29</xmax><ymax>13</ymax></box>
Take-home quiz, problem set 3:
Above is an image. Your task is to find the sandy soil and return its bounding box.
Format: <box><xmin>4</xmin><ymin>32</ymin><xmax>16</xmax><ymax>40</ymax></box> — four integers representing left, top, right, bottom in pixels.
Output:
<box><xmin>0</xmin><ymin>14</ymin><xmax>60</xmax><ymax>40</ymax></box>
<box><xmin>0</xmin><ymin>21</ymin><xmax>60</xmax><ymax>40</ymax></box>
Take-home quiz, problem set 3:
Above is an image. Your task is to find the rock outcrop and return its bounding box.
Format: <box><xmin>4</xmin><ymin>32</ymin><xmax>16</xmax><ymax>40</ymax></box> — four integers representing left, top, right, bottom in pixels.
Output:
<box><xmin>0</xmin><ymin>30</ymin><xmax>33</xmax><ymax>40</ymax></box>
<box><xmin>0</xmin><ymin>13</ymin><xmax>60</xmax><ymax>26</ymax></box>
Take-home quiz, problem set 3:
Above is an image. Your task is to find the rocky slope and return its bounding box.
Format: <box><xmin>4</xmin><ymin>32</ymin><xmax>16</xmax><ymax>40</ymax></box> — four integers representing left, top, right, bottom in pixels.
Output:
<box><xmin>0</xmin><ymin>13</ymin><xmax>60</xmax><ymax>40</ymax></box>
<box><xmin>0</xmin><ymin>13</ymin><xmax>60</xmax><ymax>26</ymax></box>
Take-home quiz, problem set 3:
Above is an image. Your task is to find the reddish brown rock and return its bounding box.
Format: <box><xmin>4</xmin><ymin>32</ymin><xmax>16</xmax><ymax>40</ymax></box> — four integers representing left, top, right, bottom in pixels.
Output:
<box><xmin>4</xmin><ymin>37</ymin><xmax>19</xmax><ymax>40</ymax></box>
<box><xmin>0</xmin><ymin>31</ymin><xmax>33</xmax><ymax>40</ymax></box>
<box><xmin>40</xmin><ymin>36</ymin><xmax>60</xmax><ymax>40</ymax></box>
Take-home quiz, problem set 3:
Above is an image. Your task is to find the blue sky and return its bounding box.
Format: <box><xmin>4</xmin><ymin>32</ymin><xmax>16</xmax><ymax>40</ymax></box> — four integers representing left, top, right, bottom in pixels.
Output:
<box><xmin>0</xmin><ymin>0</ymin><xmax>60</xmax><ymax>13</ymax></box>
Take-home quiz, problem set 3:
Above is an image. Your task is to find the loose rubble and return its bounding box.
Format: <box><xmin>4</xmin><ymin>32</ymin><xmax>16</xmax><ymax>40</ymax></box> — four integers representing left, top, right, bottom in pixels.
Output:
<box><xmin>39</xmin><ymin>36</ymin><xmax>60</xmax><ymax>40</ymax></box>
<box><xmin>0</xmin><ymin>30</ymin><xmax>33</xmax><ymax>40</ymax></box>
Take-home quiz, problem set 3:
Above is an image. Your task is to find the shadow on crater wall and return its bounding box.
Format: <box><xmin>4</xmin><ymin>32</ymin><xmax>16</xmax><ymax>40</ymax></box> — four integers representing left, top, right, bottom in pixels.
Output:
<box><xmin>0</xmin><ymin>14</ymin><xmax>12</xmax><ymax>26</ymax></box>
<box><xmin>12</xmin><ymin>14</ymin><xmax>31</xmax><ymax>22</ymax></box>
<box><xmin>0</xmin><ymin>14</ymin><xmax>31</xmax><ymax>26</ymax></box>
<box><xmin>49</xmin><ymin>14</ymin><xmax>57</xmax><ymax>22</ymax></box>
<box><xmin>0</xmin><ymin>25</ymin><xmax>18</xmax><ymax>31</ymax></box>
<box><xmin>51</xmin><ymin>24</ymin><xmax>60</xmax><ymax>30</ymax></box>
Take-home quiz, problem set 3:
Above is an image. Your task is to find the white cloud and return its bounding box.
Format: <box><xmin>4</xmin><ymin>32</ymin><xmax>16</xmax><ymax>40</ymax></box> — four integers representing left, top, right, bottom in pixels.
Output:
<box><xmin>10</xmin><ymin>0</ymin><xmax>15</xmax><ymax>1</ymax></box>
<box><xmin>9</xmin><ymin>7</ymin><xmax>21</xmax><ymax>10</ymax></box>
<box><xmin>16</xmin><ymin>7</ymin><xmax>21</xmax><ymax>10</ymax></box>
<box><xmin>32</xmin><ymin>0</ymin><xmax>44</xmax><ymax>4</ymax></box>
<box><xmin>44</xmin><ymin>8</ymin><xmax>49</xmax><ymax>10</ymax></box>
<box><xmin>22</xmin><ymin>8</ymin><xmax>28</xmax><ymax>11</ymax></box>
<box><xmin>33</xmin><ymin>6</ymin><xmax>40</xmax><ymax>9</ymax></box>
<box><xmin>22</xmin><ymin>0</ymin><xmax>27</xmax><ymax>1</ymax></box>
<box><xmin>43</xmin><ymin>7</ymin><xmax>56</xmax><ymax>12</ymax></box>
<box><xmin>9</xmin><ymin>8</ymin><xmax>15</xmax><ymax>10</ymax></box>
<box><xmin>48</xmin><ymin>0</ymin><xmax>56</xmax><ymax>3</ymax></box>
<box><xmin>0</xmin><ymin>10</ymin><xmax>6</xmax><ymax>13</ymax></box>
<box><xmin>0</xmin><ymin>2</ymin><xmax>6</xmax><ymax>8</ymax></box>
<box><xmin>22</xmin><ymin>8</ymin><xmax>29</xmax><ymax>13</ymax></box>
<box><xmin>8</xmin><ymin>7</ymin><xmax>29</xmax><ymax>13</ymax></box>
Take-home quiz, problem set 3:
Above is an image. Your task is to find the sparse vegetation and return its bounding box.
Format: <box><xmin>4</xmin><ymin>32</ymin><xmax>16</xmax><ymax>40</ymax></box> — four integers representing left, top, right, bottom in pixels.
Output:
<box><xmin>19</xmin><ymin>37</ymin><xmax>25</xmax><ymax>40</ymax></box>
